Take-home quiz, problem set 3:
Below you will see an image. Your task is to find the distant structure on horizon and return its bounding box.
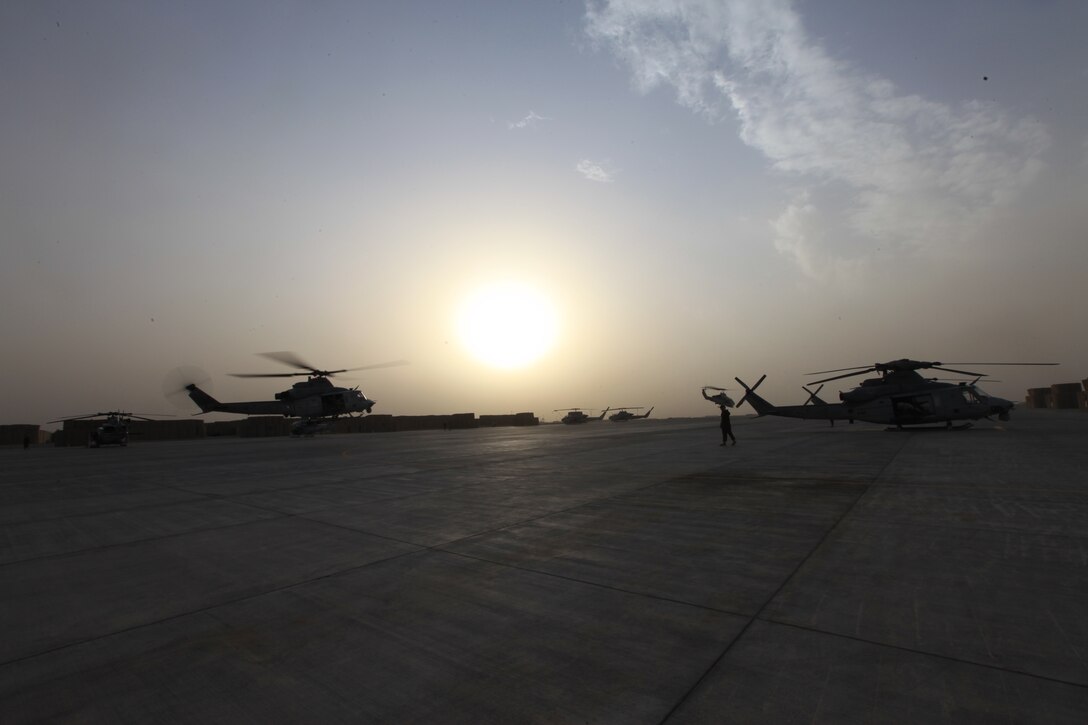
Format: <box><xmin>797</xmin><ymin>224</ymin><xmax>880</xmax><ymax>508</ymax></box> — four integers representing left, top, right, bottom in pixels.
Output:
<box><xmin>1024</xmin><ymin>379</ymin><xmax>1088</xmax><ymax>409</ymax></box>
<box><xmin>16</xmin><ymin>412</ymin><xmax>539</xmax><ymax>447</ymax></box>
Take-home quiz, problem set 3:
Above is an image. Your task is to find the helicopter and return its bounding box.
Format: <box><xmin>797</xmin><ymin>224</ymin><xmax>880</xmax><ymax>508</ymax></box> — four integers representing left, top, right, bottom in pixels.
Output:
<box><xmin>608</xmin><ymin>406</ymin><xmax>654</xmax><ymax>422</ymax></box>
<box><xmin>701</xmin><ymin>386</ymin><xmax>735</xmax><ymax>408</ymax></box>
<box><xmin>733</xmin><ymin>359</ymin><xmax>1057</xmax><ymax>429</ymax></box>
<box><xmin>180</xmin><ymin>352</ymin><xmax>406</xmax><ymax>436</ymax></box>
<box><xmin>48</xmin><ymin>411</ymin><xmax>168</xmax><ymax>447</ymax></box>
<box><xmin>554</xmin><ymin>408</ymin><xmax>610</xmax><ymax>424</ymax></box>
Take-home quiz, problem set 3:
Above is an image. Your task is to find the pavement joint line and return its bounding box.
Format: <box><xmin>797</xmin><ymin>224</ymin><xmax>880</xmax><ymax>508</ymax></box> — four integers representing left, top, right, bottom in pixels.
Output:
<box><xmin>1</xmin><ymin>463</ymin><xmax>727</xmax><ymax>663</ymax></box>
<box><xmin>0</xmin><ymin>544</ymin><xmax>432</xmax><ymax>672</ymax></box>
<box><xmin>657</xmin><ymin>431</ymin><xmax>912</xmax><ymax>724</ymax></box>
<box><xmin>757</xmin><ymin>617</ymin><xmax>1088</xmax><ymax>691</ymax></box>
<box><xmin>0</xmin><ymin>492</ymin><xmax>212</xmax><ymax>528</ymax></box>
<box><xmin>836</xmin><ymin>513</ymin><xmax>1088</xmax><ymax>541</ymax></box>
<box><xmin>437</xmin><ymin>547</ymin><xmax>751</xmax><ymax>618</ymax></box>
<box><xmin>0</xmin><ymin>457</ymin><xmax>706</xmax><ymax>568</ymax></box>
<box><xmin>0</xmin><ymin>513</ymin><xmax>299</xmax><ymax>569</ymax></box>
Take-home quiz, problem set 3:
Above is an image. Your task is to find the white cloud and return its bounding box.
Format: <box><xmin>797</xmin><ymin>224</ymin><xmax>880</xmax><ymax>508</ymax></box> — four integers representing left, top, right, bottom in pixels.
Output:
<box><xmin>585</xmin><ymin>0</ymin><xmax>1050</xmax><ymax>281</ymax></box>
<box><xmin>577</xmin><ymin>159</ymin><xmax>616</xmax><ymax>183</ymax></box>
<box><xmin>508</xmin><ymin>111</ymin><xmax>551</xmax><ymax>130</ymax></box>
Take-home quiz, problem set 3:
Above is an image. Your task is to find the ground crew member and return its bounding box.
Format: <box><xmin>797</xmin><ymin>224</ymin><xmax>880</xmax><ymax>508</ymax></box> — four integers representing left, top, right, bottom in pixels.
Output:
<box><xmin>720</xmin><ymin>406</ymin><xmax>736</xmax><ymax>446</ymax></box>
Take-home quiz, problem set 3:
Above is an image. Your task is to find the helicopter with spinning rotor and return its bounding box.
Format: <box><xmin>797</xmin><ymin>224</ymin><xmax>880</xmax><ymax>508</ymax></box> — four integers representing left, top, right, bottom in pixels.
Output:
<box><xmin>181</xmin><ymin>352</ymin><xmax>406</xmax><ymax>435</ymax></box>
<box><xmin>733</xmin><ymin>359</ymin><xmax>1057</xmax><ymax>429</ymax></box>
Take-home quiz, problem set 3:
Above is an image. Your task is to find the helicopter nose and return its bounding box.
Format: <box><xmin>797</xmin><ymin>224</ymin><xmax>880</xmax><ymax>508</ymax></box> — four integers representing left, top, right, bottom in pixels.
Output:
<box><xmin>988</xmin><ymin>396</ymin><xmax>1014</xmax><ymax>419</ymax></box>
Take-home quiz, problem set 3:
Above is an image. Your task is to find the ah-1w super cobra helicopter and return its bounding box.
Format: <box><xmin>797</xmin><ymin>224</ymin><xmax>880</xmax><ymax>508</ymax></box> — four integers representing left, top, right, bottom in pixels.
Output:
<box><xmin>182</xmin><ymin>352</ymin><xmax>406</xmax><ymax>435</ymax></box>
<box><xmin>554</xmin><ymin>408</ymin><xmax>610</xmax><ymax>424</ymax></box>
<box><xmin>732</xmin><ymin>359</ymin><xmax>1057</xmax><ymax>429</ymax></box>
<box><xmin>608</xmin><ymin>406</ymin><xmax>654</xmax><ymax>422</ymax></box>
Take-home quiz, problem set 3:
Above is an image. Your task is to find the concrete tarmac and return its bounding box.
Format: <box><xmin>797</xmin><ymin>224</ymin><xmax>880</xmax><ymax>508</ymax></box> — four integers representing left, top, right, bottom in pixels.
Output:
<box><xmin>2</xmin><ymin>410</ymin><xmax>1087</xmax><ymax>723</ymax></box>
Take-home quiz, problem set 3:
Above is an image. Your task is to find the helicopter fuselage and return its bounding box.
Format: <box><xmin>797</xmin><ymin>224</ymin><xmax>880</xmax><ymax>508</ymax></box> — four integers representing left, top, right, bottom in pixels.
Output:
<box><xmin>734</xmin><ymin>374</ymin><xmax>1014</xmax><ymax>427</ymax></box>
<box><xmin>185</xmin><ymin>380</ymin><xmax>375</xmax><ymax>420</ymax></box>
<box><xmin>91</xmin><ymin>420</ymin><xmax>129</xmax><ymax>447</ymax></box>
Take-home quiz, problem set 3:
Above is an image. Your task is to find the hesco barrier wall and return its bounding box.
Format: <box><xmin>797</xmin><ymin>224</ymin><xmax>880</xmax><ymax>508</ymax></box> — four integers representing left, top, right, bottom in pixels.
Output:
<box><xmin>478</xmin><ymin>412</ymin><xmax>539</xmax><ymax>427</ymax></box>
<box><xmin>1049</xmin><ymin>383</ymin><xmax>1083</xmax><ymax>409</ymax></box>
<box><xmin>48</xmin><ymin>412</ymin><xmax>540</xmax><ymax>444</ymax></box>
<box><xmin>1025</xmin><ymin>388</ymin><xmax>1051</xmax><ymax>408</ymax></box>
<box><xmin>0</xmin><ymin>425</ymin><xmax>43</xmax><ymax>446</ymax></box>
<box><xmin>237</xmin><ymin>417</ymin><xmax>292</xmax><ymax>437</ymax></box>
<box><xmin>214</xmin><ymin>412</ymin><xmax>532</xmax><ymax>437</ymax></box>
<box><xmin>54</xmin><ymin>419</ymin><xmax>206</xmax><ymax>447</ymax></box>
<box><xmin>1024</xmin><ymin>379</ymin><xmax>1088</xmax><ymax>410</ymax></box>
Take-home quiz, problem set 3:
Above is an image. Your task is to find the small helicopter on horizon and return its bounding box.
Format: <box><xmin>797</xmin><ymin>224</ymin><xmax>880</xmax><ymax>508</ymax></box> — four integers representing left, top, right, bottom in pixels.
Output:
<box><xmin>608</xmin><ymin>406</ymin><xmax>654</xmax><ymax>422</ymax></box>
<box><xmin>554</xmin><ymin>408</ymin><xmax>610</xmax><ymax>424</ymax></box>
<box><xmin>733</xmin><ymin>358</ymin><xmax>1057</xmax><ymax>429</ymax></box>
<box><xmin>179</xmin><ymin>352</ymin><xmax>406</xmax><ymax>436</ymax></box>
<box><xmin>48</xmin><ymin>411</ymin><xmax>170</xmax><ymax>447</ymax></box>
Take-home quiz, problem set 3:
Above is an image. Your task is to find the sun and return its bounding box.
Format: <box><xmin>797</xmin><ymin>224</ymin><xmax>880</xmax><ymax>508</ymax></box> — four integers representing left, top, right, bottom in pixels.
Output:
<box><xmin>457</xmin><ymin>281</ymin><xmax>559</xmax><ymax>369</ymax></box>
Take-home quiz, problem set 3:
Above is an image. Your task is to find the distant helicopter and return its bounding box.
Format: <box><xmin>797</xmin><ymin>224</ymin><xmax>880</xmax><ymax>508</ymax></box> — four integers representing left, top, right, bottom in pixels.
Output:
<box><xmin>608</xmin><ymin>406</ymin><xmax>654</xmax><ymax>422</ymax></box>
<box><xmin>701</xmin><ymin>386</ymin><xmax>735</xmax><ymax>408</ymax></box>
<box><xmin>181</xmin><ymin>352</ymin><xmax>406</xmax><ymax>436</ymax></box>
<box><xmin>554</xmin><ymin>408</ymin><xmax>609</xmax><ymax>424</ymax></box>
<box><xmin>733</xmin><ymin>359</ymin><xmax>1057</xmax><ymax>429</ymax></box>
<box><xmin>48</xmin><ymin>411</ymin><xmax>168</xmax><ymax>447</ymax></box>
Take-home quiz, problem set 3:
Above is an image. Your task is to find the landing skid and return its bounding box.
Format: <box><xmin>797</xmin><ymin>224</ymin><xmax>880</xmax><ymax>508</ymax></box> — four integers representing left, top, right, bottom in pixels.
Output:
<box><xmin>885</xmin><ymin>422</ymin><xmax>974</xmax><ymax>432</ymax></box>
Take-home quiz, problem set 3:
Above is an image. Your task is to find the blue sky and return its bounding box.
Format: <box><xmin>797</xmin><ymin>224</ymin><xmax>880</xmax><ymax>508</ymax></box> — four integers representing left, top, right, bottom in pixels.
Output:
<box><xmin>2</xmin><ymin>0</ymin><xmax>1085</xmax><ymax>425</ymax></box>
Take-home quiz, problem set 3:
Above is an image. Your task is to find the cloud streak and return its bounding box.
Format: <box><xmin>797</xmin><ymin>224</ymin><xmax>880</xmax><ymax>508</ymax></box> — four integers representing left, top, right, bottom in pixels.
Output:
<box><xmin>585</xmin><ymin>0</ymin><xmax>1049</xmax><ymax>282</ymax></box>
<box><xmin>508</xmin><ymin>111</ymin><xmax>551</xmax><ymax>130</ymax></box>
<box><xmin>577</xmin><ymin>159</ymin><xmax>616</xmax><ymax>183</ymax></box>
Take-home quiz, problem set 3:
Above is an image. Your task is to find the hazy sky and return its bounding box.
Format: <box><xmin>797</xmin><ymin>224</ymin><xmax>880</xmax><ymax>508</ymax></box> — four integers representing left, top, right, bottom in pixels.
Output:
<box><xmin>3</xmin><ymin>0</ymin><xmax>1086</xmax><ymax>426</ymax></box>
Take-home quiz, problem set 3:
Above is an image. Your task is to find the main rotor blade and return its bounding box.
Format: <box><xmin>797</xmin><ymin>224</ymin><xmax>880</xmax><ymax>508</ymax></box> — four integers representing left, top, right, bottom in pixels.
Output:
<box><xmin>230</xmin><ymin>371</ymin><xmax>310</xmax><ymax>378</ymax></box>
<box><xmin>806</xmin><ymin>365</ymin><xmax>876</xmax><ymax>375</ymax></box>
<box><xmin>809</xmin><ymin>368</ymin><xmax>877</xmax><ymax>385</ymax></box>
<box><xmin>932</xmin><ymin>365</ymin><xmax>986</xmax><ymax>377</ymax></box>
<box><xmin>943</xmin><ymin>361</ymin><xmax>1059</xmax><ymax>366</ymax></box>
<box><xmin>258</xmin><ymin>351</ymin><xmax>316</xmax><ymax>371</ymax></box>
<box><xmin>342</xmin><ymin>360</ymin><xmax>409</xmax><ymax>372</ymax></box>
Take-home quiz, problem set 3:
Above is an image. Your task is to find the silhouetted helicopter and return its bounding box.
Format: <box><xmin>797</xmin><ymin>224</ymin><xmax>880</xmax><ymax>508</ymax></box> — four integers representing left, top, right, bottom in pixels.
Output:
<box><xmin>734</xmin><ymin>359</ymin><xmax>1057</xmax><ymax>429</ymax></box>
<box><xmin>701</xmin><ymin>386</ymin><xmax>735</xmax><ymax>407</ymax></box>
<box><xmin>608</xmin><ymin>406</ymin><xmax>654</xmax><ymax>422</ymax></box>
<box><xmin>48</xmin><ymin>411</ymin><xmax>168</xmax><ymax>447</ymax></box>
<box><xmin>181</xmin><ymin>352</ymin><xmax>407</xmax><ymax>436</ymax></box>
<box><xmin>554</xmin><ymin>408</ymin><xmax>609</xmax><ymax>424</ymax></box>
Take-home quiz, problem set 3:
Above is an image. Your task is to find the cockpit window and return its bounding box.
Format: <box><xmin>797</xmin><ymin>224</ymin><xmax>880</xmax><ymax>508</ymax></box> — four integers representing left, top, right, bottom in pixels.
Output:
<box><xmin>962</xmin><ymin>387</ymin><xmax>984</xmax><ymax>404</ymax></box>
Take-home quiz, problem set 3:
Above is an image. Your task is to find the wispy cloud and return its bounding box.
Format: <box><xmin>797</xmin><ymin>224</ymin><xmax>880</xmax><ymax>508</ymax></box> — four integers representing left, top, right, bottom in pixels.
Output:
<box><xmin>577</xmin><ymin>159</ymin><xmax>616</xmax><ymax>183</ymax></box>
<box><xmin>585</xmin><ymin>0</ymin><xmax>1049</xmax><ymax>281</ymax></box>
<box><xmin>508</xmin><ymin>111</ymin><xmax>551</xmax><ymax>130</ymax></box>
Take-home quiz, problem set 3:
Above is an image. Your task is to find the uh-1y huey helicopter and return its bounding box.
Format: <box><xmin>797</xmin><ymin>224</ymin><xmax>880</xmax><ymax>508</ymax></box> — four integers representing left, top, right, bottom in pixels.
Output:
<box><xmin>733</xmin><ymin>359</ymin><xmax>1058</xmax><ymax>430</ymax></box>
<box><xmin>181</xmin><ymin>352</ymin><xmax>407</xmax><ymax>435</ymax></box>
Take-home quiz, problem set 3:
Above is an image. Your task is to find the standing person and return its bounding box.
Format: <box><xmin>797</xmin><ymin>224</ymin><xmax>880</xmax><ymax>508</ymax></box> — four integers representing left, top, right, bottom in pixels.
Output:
<box><xmin>720</xmin><ymin>406</ymin><xmax>736</xmax><ymax>446</ymax></box>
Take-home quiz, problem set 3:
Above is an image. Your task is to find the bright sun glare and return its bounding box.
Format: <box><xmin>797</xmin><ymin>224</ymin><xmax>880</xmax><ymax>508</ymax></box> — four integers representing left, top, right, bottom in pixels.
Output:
<box><xmin>457</xmin><ymin>282</ymin><xmax>559</xmax><ymax>369</ymax></box>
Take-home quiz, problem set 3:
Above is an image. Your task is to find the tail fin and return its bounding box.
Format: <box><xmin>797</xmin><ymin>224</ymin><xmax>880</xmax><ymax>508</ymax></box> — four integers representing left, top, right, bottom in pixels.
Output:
<box><xmin>641</xmin><ymin>406</ymin><xmax>654</xmax><ymax>419</ymax></box>
<box><xmin>184</xmin><ymin>384</ymin><xmax>221</xmax><ymax>414</ymax></box>
<box><xmin>802</xmin><ymin>384</ymin><xmax>828</xmax><ymax>406</ymax></box>
<box><xmin>734</xmin><ymin>375</ymin><xmax>775</xmax><ymax>416</ymax></box>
